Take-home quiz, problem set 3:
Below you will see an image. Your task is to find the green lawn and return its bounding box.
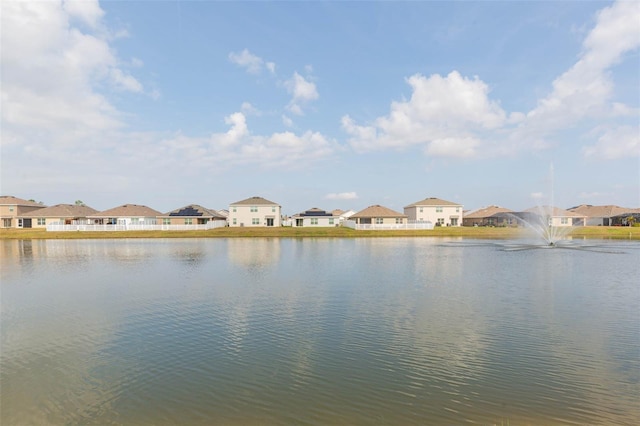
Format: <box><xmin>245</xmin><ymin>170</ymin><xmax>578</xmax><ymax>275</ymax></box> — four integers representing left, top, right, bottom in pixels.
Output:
<box><xmin>1</xmin><ymin>226</ymin><xmax>638</xmax><ymax>240</ymax></box>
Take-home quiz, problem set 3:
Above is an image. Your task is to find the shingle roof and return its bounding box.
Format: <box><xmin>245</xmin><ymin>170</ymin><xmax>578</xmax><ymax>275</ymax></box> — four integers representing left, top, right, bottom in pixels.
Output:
<box><xmin>230</xmin><ymin>196</ymin><xmax>280</xmax><ymax>206</ymax></box>
<box><xmin>159</xmin><ymin>204</ymin><xmax>226</xmax><ymax>219</ymax></box>
<box><xmin>404</xmin><ymin>197</ymin><xmax>462</xmax><ymax>208</ymax></box>
<box><xmin>464</xmin><ymin>206</ymin><xmax>513</xmax><ymax>219</ymax></box>
<box><xmin>523</xmin><ymin>206</ymin><xmax>584</xmax><ymax>217</ymax></box>
<box><xmin>567</xmin><ymin>204</ymin><xmax>633</xmax><ymax>218</ymax></box>
<box><xmin>21</xmin><ymin>204</ymin><xmax>98</xmax><ymax>217</ymax></box>
<box><xmin>89</xmin><ymin>204</ymin><xmax>162</xmax><ymax>217</ymax></box>
<box><xmin>351</xmin><ymin>205</ymin><xmax>407</xmax><ymax>218</ymax></box>
<box><xmin>0</xmin><ymin>195</ymin><xmax>46</xmax><ymax>207</ymax></box>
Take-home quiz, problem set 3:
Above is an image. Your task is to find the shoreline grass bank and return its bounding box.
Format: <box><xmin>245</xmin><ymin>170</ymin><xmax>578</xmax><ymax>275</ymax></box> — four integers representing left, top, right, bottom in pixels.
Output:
<box><xmin>1</xmin><ymin>226</ymin><xmax>639</xmax><ymax>240</ymax></box>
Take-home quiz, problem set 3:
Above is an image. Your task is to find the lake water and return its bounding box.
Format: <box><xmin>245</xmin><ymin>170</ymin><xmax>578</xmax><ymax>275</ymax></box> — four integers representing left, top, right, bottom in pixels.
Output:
<box><xmin>1</xmin><ymin>238</ymin><xmax>639</xmax><ymax>425</ymax></box>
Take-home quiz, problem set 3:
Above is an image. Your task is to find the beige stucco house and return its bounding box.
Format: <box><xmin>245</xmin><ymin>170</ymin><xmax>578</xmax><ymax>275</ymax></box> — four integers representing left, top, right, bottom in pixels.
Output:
<box><xmin>291</xmin><ymin>208</ymin><xmax>340</xmax><ymax>227</ymax></box>
<box><xmin>157</xmin><ymin>204</ymin><xmax>227</xmax><ymax>225</ymax></box>
<box><xmin>20</xmin><ymin>204</ymin><xmax>98</xmax><ymax>228</ymax></box>
<box><xmin>463</xmin><ymin>205</ymin><xmax>514</xmax><ymax>227</ymax></box>
<box><xmin>228</xmin><ymin>196</ymin><xmax>281</xmax><ymax>227</ymax></box>
<box><xmin>404</xmin><ymin>197</ymin><xmax>463</xmax><ymax>226</ymax></box>
<box><xmin>568</xmin><ymin>204</ymin><xmax>635</xmax><ymax>226</ymax></box>
<box><xmin>520</xmin><ymin>206</ymin><xmax>586</xmax><ymax>227</ymax></box>
<box><xmin>88</xmin><ymin>204</ymin><xmax>162</xmax><ymax>225</ymax></box>
<box><xmin>0</xmin><ymin>195</ymin><xmax>47</xmax><ymax>228</ymax></box>
<box><xmin>350</xmin><ymin>205</ymin><xmax>408</xmax><ymax>226</ymax></box>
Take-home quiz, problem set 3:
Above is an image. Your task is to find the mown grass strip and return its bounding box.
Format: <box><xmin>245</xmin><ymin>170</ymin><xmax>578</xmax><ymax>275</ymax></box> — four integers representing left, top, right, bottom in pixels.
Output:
<box><xmin>1</xmin><ymin>226</ymin><xmax>638</xmax><ymax>240</ymax></box>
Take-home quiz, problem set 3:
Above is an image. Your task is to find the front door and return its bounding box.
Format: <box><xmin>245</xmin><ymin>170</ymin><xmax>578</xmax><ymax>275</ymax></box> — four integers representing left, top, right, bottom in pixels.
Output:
<box><xmin>266</xmin><ymin>218</ymin><xmax>274</xmax><ymax>227</ymax></box>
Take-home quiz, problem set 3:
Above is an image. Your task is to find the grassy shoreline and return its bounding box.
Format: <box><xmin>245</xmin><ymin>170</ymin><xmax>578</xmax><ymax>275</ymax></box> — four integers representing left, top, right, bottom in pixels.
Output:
<box><xmin>1</xmin><ymin>226</ymin><xmax>639</xmax><ymax>240</ymax></box>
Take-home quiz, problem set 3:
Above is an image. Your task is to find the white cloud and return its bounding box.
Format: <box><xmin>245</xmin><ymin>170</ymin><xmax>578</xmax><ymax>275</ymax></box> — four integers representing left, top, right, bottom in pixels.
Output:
<box><xmin>341</xmin><ymin>1</ymin><xmax>639</xmax><ymax>162</ymax></box>
<box><xmin>241</xmin><ymin>102</ymin><xmax>261</xmax><ymax>116</ymax></box>
<box><xmin>282</xmin><ymin>115</ymin><xmax>294</xmax><ymax>127</ymax></box>
<box><xmin>342</xmin><ymin>71</ymin><xmax>506</xmax><ymax>157</ymax></box>
<box><xmin>63</xmin><ymin>0</ymin><xmax>105</xmax><ymax>29</ymax></box>
<box><xmin>228</xmin><ymin>49</ymin><xmax>275</xmax><ymax>75</ymax></box>
<box><xmin>325</xmin><ymin>192</ymin><xmax>358</xmax><ymax>200</ymax></box>
<box><xmin>514</xmin><ymin>0</ymin><xmax>640</xmax><ymax>146</ymax></box>
<box><xmin>530</xmin><ymin>192</ymin><xmax>545</xmax><ymax>200</ymax></box>
<box><xmin>582</xmin><ymin>126</ymin><xmax>640</xmax><ymax>160</ymax></box>
<box><xmin>285</xmin><ymin>72</ymin><xmax>319</xmax><ymax>115</ymax></box>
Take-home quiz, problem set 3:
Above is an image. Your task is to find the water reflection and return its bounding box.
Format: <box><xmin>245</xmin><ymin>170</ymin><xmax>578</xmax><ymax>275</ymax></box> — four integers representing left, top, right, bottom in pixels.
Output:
<box><xmin>1</xmin><ymin>238</ymin><xmax>638</xmax><ymax>425</ymax></box>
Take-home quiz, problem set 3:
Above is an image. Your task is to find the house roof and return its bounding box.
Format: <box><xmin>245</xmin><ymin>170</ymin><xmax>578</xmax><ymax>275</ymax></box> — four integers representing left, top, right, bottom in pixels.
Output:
<box><xmin>292</xmin><ymin>207</ymin><xmax>334</xmax><ymax>218</ymax></box>
<box><xmin>0</xmin><ymin>195</ymin><xmax>46</xmax><ymax>207</ymax></box>
<box><xmin>523</xmin><ymin>206</ymin><xmax>584</xmax><ymax>217</ymax></box>
<box><xmin>404</xmin><ymin>197</ymin><xmax>461</xmax><ymax>208</ymax></box>
<box><xmin>567</xmin><ymin>204</ymin><xmax>634</xmax><ymax>218</ymax></box>
<box><xmin>89</xmin><ymin>204</ymin><xmax>162</xmax><ymax>218</ymax></box>
<box><xmin>230</xmin><ymin>196</ymin><xmax>280</xmax><ymax>206</ymax></box>
<box><xmin>159</xmin><ymin>204</ymin><xmax>226</xmax><ymax>219</ymax></box>
<box><xmin>20</xmin><ymin>204</ymin><xmax>98</xmax><ymax>217</ymax></box>
<box><xmin>464</xmin><ymin>205</ymin><xmax>514</xmax><ymax>219</ymax></box>
<box><xmin>331</xmin><ymin>209</ymin><xmax>345</xmax><ymax>216</ymax></box>
<box><xmin>351</xmin><ymin>205</ymin><xmax>407</xmax><ymax>218</ymax></box>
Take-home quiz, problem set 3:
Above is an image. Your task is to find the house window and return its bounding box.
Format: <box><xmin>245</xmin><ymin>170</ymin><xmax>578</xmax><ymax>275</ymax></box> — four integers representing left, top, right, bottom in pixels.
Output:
<box><xmin>311</xmin><ymin>218</ymin><xmax>318</xmax><ymax>225</ymax></box>
<box><xmin>375</xmin><ymin>218</ymin><xmax>384</xmax><ymax>224</ymax></box>
<box><xmin>561</xmin><ymin>217</ymin><xmax>568</xmax><ymax>225</ymax></box>
<box><xmin>272</xmin><ymin>207</ymin><xmax>276</xmax><ymax>212</ymax></box>
<box><xmin>233</xmin><ymin>207</ymin><xmax>236</xmax><ymax>212</ymax></box>
<box><xmin>456</xmin><ymin>207</ymin><xmax>460</xmax><ymax>212</ymax></box>
<box><xmin>37</xmin><ymin>218</ymin><xmax>46</xmax><ymax>226</ymax></box>
<box><xmin>252</xmin><ymin>218</ymin><xmax>260</xmax><ymax>225</ymax></box>
<box><xmin>329</xmin><ymin>218</ymin><xmax>334</xmax><ymax>225</ymax></box>
<box><xmin>395</xmin><ymin>218</ymin><xmax>403</xmax><ymax>224</ymax></box>
<box><xmin>163</xmin><ymin>218</ymin><xmax>170</xmax><ymax>225</ymax></box>
<box><xmin>3</xmin><ymin>219</ymin><xmax>11</xmax><ymax>227</ymax></box>
<box><xmin>419</xmin><ymin>207</ymin><xmax>423</xmax><ymax>213</ymax></box>
<box><xmin>184</xmin><ymin>218</ymin><xmax>193</xmax><ymax>225</ymax></box>
<box><xmin>250</xmin><ymin>206</ymin><xmax>258</xmax><ymax>212</ymax></box>
<box><xmin>233</xmin><ymin>218</ymin><xmax>237</xmax><ymax>225</ymax></box>
<box><xmin>437</xmin><ymin>218</ymin><xmax>445</xmax><ymax>225</ymax></box>
<box><xmin>131</xmin><ymin>218</ymin><xmax>140</xmax><ymax>224</ymax></box>
<box><xmin>436</xmin><ymin>207</ymin><xmax>443</xmax><ymax>213</ymax></box>
<box><xmin>9</xmin><ymin>207</ymin><xmax>14</xmax><ymax>212</ymax></box>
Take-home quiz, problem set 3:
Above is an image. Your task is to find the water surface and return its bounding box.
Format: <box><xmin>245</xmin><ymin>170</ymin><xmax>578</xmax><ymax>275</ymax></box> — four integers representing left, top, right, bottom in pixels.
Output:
<box><xmin>1</xmin><ymin>238</ymin><xmax>639</xmax><ymax>425</ymax></box>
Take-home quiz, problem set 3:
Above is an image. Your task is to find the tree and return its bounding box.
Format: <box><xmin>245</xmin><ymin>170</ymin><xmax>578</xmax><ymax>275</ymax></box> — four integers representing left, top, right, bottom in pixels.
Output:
<box><xmin>75</xmin><ymin>200</ymin><xmax>85</xmax><ymax>206</ymax></box>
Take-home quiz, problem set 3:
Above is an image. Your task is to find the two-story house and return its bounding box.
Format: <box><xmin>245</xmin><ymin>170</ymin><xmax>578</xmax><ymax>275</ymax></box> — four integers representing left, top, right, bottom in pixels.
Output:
<box><xmin>404</xmin><ymin>197</ymin><xmax>463</xmax><ymax>227</ymax></box>
<box><xmin>228</xmin><ymin>196</ymin><xmax>281</xmax><ymax>227</ymax></box>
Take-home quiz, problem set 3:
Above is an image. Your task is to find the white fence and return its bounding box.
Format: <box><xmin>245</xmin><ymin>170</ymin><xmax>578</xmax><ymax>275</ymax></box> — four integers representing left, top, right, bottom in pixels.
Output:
<box><xmin>343</xmin><ymin>220</ymin><xmax>434</xmax><ymax>230</ymax></box>
<box><xmin>46</xmin><ymin>221</ymin><xmax>227</xmax><ymax>232</ymax></box>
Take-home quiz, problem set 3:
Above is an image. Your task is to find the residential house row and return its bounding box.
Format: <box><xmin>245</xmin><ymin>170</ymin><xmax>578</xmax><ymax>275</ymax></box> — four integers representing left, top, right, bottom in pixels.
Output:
<box><xmin>2</xmin><ymin>195</ymin><xmax>639</xmax><ymax>230</ymax></box>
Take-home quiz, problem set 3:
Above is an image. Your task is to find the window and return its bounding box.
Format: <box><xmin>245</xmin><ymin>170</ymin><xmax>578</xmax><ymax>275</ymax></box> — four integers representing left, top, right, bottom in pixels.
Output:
<box><xmin>232</xmin><ymin>207</ymin><xmax>236</xmax><ymax>212</ymax></box>
<box><xmin>163</xmin><ymin>218</ymin><xmax>170</xmax><ymax>225</ymax></box>
<box><xmin>437</xmin><ymin>218</ymin><xmax>445</xmax><ymax>225</ymax></box>
<box><xmin>9</xmin><ymin>207</ymin><xmax>14</xmax><ymax>212</ymax></box>
<box><xmin>329</xmin><ymin>218</ymin><xmax>334</xmax><ymax>225</ymax></box>
<box><xmin>131</xmin><ymin>218</ymin><xmax>140</xmax><ymax>224</ymax></box>
<box><xmin>419</xmin><ymin>207</ymin><xmax>423</xmax><ymax>213</ymax></box>
<box><xmin>250</xmin><ymin>206</ymin><xmax>258</xmax><ymax>212</ymax></box>
<box><xmin>456</xmin><ymin>207</ymin><xmax>460</xmax><ymax>212</ymax></box>
<box><xmin>37</xmin><ymin>218</ymin><xmax>46</xmax><ymax>226</ymax></box>
<box><xmin>375</xmin><ymin>218</ymin><xmax>383</xmax><ymax>224</ymax></box>
<box><xmin>436</xmin><ymin>207</ymin><xmax>443</xmax><ymax>213</ymax></box>
<box><xmin>184</xmin><ymin>218</ymin><xmax>193</xmax><ymax>225</ymax></box>
<box><xmin>252</xmin><ymin>218</ymin><xmax>260</xmax><ymax>225</ymax></box>
<box><xmin>233</xmin><ymin>218</ymin><xmax>237</xmax><ymax>225</ymax></box>
<box><xmin>272</xmin><ymin>207</ymin><xmax>276</xmax><ymax>212</ymax></box>
<box><xmin>561</xmin><ymin>217</ymin><xmax>568</xmax><ymax>225</ymax></box>
<box><xmin>311</xmin><ymin>218</ymin><xmax>318</xmax><ymax>225</ymax></box>
<box><xmin>395</xmin><ymin>218</ymin><xmax>403</xmax><ymax>224</ymax></box>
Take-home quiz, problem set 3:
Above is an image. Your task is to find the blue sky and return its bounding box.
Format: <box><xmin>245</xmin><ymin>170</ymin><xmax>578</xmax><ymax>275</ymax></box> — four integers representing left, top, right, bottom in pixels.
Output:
<box><xmin>2</xmin><ymin>0</ymin><xmax>639</xmax><ymax>215</ymax></box>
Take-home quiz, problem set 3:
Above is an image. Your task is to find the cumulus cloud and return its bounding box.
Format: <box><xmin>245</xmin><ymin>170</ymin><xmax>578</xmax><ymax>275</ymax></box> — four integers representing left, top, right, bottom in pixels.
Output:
<box><xmin>285</xmin><ymin>72</ymin><xmax>319</xmax><ymax>115</ymax></box>
<box><xmin>341</xmin><ymin>1</ymin><xmax>639</xmax><ymax>162</ymax></box>
<box><xmin>325</xmin><ymin>192</ymin><xmax>358</xmax><ymax>200</ymax></box>
<box><xmin>582</xmin><ymin>126</ymin><xmax>640</xmax><ymax>160</ymax></box>
<box><xmin>228</xmin><ymin>48</ymin><xmax>275</xmax><ymax>75</ymax></box>
<box><xmin>1</xmin><ymin>0</ymin><xmax>143</xmax><ymax>149</ymax></box>
<box><xmin>342</xmin><ymin>71</ymin><xmax>506</xmax><ymax>157</ymax></box>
